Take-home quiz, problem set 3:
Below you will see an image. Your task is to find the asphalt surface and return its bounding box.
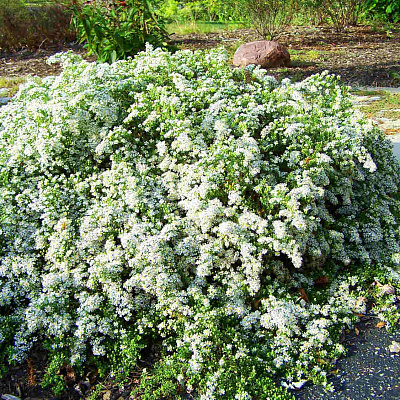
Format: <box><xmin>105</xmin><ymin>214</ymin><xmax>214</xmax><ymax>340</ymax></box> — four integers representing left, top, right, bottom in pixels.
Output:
<box><xmin>387</xmin><ymin>133</ymin><xmax>400</xmax><ymax>161</ymax></box>
<box><xmin>291</xmin><ymin>317</ymin><xmax>400</xmax><ymax>400</ymax></box>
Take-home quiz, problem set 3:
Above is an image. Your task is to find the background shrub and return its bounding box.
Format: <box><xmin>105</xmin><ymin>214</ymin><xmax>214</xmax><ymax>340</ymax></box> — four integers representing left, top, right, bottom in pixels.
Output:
<box><xmin>239</xmin><ymin>0</ymin><xmax>297</xmax><ymax>39</ymax></box>
<box><xmin>0</xmin><ymin>0</ymin><xmax>75</xmax><ymax>52</ymax></box>
<box><xmin>158</xmin><ymin>0</ymin><xmax>246</xmax><ymax>23</ymax></box>
<box><xmin>307</xmin><ymin>0</ymin><xmax>364</xmax><ymax>31</ymax></box>
<box><xmin>278</xmin><ymin>0</ymin><xmax>399</xmax><ymax>29</ymax></box>
<box><xmin>364</xmin><ymin>0</ymin><xmax>400</xmax><ymax>23</ymax></box>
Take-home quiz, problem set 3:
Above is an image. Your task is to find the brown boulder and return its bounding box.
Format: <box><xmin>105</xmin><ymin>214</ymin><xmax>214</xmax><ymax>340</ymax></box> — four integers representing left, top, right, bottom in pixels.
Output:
<box><xmin>233</xmin><ymin>41</ymin><xmax>291</xmax><ymax>69</ymax></box>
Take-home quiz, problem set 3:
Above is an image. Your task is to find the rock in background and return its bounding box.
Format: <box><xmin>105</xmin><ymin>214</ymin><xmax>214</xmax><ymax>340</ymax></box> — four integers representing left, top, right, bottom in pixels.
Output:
<box><xmin>233</xmin><ymin>40</ymin><xmax>291</xmax><ymax>69</ymax></box>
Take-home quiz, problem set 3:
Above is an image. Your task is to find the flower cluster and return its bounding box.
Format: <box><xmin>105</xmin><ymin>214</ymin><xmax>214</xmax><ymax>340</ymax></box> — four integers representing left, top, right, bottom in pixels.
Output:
<box><xmin>1</xmin><ymin>46</ymin><xmax>400</xmax><ymax>397</ymax></box>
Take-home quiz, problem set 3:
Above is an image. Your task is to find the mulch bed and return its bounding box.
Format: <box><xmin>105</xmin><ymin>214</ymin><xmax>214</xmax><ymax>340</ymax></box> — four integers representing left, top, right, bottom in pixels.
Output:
<box><xmin>1</xmin><ymin>25</ymin><xmax>400</xmax><ymax>87</ymax></box>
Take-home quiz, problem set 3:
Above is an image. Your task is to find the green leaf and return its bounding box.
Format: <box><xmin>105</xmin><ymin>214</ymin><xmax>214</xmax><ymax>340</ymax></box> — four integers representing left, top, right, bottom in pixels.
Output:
<box><xmin>82</xmin><ymin>18</ymin><xmax>93</xmax><ymax>45</ymax></box>
<box><xmin>128</xmin><ymin>6</ymin><xmax>139</xmax><ymax>21</ymax></box>
<box><xmin>111</xmin><ymin>50</ymin><xmax>117</xmax><ymax>63</ymax></box>
<box><xmin>93</xmin><ymin>23</ymin><xmax>104</xmax><ymax>41</ymax></box>
<box><xmin>113</xmin><ymin>32</ymin><xmax>125</xmax><ymax>52</ymax></box>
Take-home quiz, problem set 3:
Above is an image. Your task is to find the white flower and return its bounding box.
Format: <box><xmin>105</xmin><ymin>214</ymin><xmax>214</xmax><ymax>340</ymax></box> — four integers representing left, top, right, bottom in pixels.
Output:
<box><xmin>1</xmin><ymin>47</ymin><xmax>400</xmax><ymax>399</ymax></box>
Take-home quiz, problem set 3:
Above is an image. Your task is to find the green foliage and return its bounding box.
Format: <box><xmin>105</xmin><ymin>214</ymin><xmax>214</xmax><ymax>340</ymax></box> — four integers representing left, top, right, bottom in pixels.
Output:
<box><xmin>41</xmin><ymin>351</ymin><xmax>69</xmax><ymax>395</ymax></box>
<box><xmin>158</xmin><ymin>0</ymin><xmax>247</xmax><ymax>23</ymax></box>
<box><xmin>70</xmin><ymin>0</ymin><xmax>170</xmax><ymax>63</ymax></box>
<box><xmin>166</xmin><ymin>20</ymin><xmax>243</xmax><ymax>35</ymax></box>
<box><xmin>304</xmin><ymin>0</ymin><xmax>364</xmax><ymax>31</ymax></box>
<box><xmin>389</xmin><ymin>70</ymin><xmax>400</xmax><ymax>84</ymax></box>
<box><xmin>134</xmin><ymin>317</ymin><xmax>293</xmax><ymax>399</ymax></box>
<box><xmin>364</xmin><ymin>0</ymin><xmax>400</xmax><ymax>22</ymax></box>
<box><xmin>89</xmin><ymin>384</ymin><xmax>103</xmax><ymax>400</ymax></box>
<box><xmin>94</xmin><ymin>329</ymin><xmax>145</xmax><ymax>381</ymax></box>
<box><xmin>0</xmin><ymin>316</ymin><xmax>19</xmax><ymax>375</ymax></box>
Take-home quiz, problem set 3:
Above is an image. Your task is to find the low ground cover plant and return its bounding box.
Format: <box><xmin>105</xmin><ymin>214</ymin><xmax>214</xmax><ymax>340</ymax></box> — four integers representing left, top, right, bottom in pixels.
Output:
<box><xmin>1</xmin><ymin>47</ymin><xmax>400</xmax><ymax>398</ymax></box>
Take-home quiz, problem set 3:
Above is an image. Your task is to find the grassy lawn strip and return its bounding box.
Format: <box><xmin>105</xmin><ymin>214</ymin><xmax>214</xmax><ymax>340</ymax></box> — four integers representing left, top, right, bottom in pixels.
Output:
<box><xmin>0</xmin><ymin>76</ymin><xmax>26</xmax><ymax>97</ymax></box>
<box><xmin>358</xmin><ymin>92</ymin><xmax>400</xmax><ymax>120</ymax></box>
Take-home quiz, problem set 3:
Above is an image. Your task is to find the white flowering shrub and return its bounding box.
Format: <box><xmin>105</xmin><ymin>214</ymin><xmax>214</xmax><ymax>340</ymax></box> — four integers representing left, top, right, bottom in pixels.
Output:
<box><xmin>1</xmin><ymin>46</ymin><xmax>400</xmax><ymax>398</ymax></box>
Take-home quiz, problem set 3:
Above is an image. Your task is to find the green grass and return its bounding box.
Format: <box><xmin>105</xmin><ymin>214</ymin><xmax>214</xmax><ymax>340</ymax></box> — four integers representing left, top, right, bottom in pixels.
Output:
<box><xmin>167</xmin><ymin>20</ymin><xmax>244</xmax><ymax>35</ymax></box>
<box><xmin>350</xmin><ymin>91</ymin><xmax>400</xmax><ymax>134</ymax></box>
<box><xmin>289</xmin><ymin>48</ymin><xmax>337</xmax><ymax>67</ymax></box>
<box><xmin>356</xmin><ymin>92</ymin><xmax>400</xmax><ymax>119</ymax></box>
<box><xmin>0</xmin><ymin>76</ymin><xmax>26</xmax><ymax>97</ymax></box>
<box><xmin>350</xmin><ymin>89</ymin><xmax>382</xmax><ymax>96</ymax></box>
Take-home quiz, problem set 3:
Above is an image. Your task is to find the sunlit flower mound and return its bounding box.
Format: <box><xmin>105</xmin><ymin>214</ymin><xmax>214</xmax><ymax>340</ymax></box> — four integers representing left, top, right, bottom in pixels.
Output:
<box><xmin>1</xmin><ymin>46</ymin><xmax>400</xmax><ymax>398</ymax></box>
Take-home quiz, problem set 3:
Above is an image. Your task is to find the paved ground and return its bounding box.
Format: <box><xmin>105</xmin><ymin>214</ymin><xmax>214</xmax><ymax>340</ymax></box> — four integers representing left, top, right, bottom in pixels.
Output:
<box><xmin>291</xmin><ymin>317</ymin><xmax>400</xmax><ymax>399</ymax></box>
<box><xmin>388</xmin><ymin>133</ymin><xmax>400</xmax><ymax>160</ymax></box>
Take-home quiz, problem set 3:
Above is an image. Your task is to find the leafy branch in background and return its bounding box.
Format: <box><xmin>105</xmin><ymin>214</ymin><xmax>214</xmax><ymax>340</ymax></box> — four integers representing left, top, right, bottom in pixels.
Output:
<box><xmin>158</xmin><ymin>0</ymin><xmax>247</xmax><ymax>24</ymax></box>
<box><xmin>69</xmin><ymin>0</ymin><xmax>170</xmax><ymax>63</ymax></box>
<box><xmin>364</xmin><ymin>0</ymin><xmax>400</xmax><ymax>23</ymax></box>
<box><xmin>324</xmin><ymin>0</ymin><xmax>364</xmax><ymax>30</ymax></box>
